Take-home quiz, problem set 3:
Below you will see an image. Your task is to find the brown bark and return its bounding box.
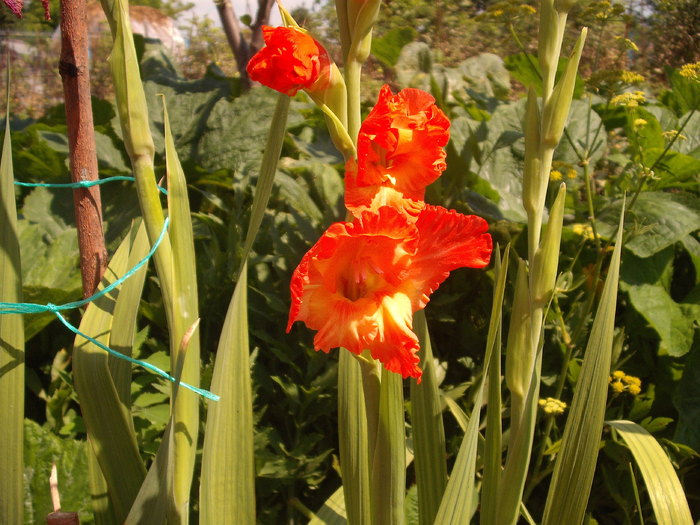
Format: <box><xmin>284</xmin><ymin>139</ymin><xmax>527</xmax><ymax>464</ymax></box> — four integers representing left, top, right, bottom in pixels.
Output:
<box><xmin>46</xmin><ymin>511</ymin><xmax>80</xmax><ymax>525</ymax></box>
<box><xmin>59</xmin><ymin>0</ymin><xmax>108</xmax><ymax>298</ymax></box>
<box><xmin>215</xmin><ymin>0</ymin><xmax>275</xmax><ymax>90</ymax></box>
<box><xmin>249</xmin><ymin>0</ymin><xmax>275</xmax><ymax>55</ymax></box>
<box><xmin>216</xmin><ymin>0</ymin><xmax>251</xmax><ymax>89</ymax></box>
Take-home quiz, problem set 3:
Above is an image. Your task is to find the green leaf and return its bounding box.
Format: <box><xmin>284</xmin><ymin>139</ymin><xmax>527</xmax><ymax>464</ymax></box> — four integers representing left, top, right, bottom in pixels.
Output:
<box><xmin>108</xmin><ymin>221</ymin><xmax>149</xmax><ymax>406</ymax></box>
<box><xmin>371</xmin><ymin>27</ymin><xmax>417</xmax><ymax>68</ymax></box>
<box><xmin>542</xmin><ymin>206</ymin><xmax>625</xmax><ymax>525</ymax></box>
<box><xmin>200</xmin><ymin>267</ymin><xmax>255</xmax><ymax>524</ymax></box>
<box><xmin>310</xmin><ymin>486</ymin><xmax>347</xmax><ymax>524</ymax></box>
<box><xmin>371</xmin><ymin>369</ymin><xmax>406</xmax><ymax>525</ymax></box>
<box><xmin>23</xmin><ymin>420</ymin><xmax>92</xmax><ymax>524</ymax></box>
<box><xmin>607</xmin><ymin>420</ymin><xmax>693</xmax><ymax>525</ymax></box>
<box><xmin>395</xmin><ymin>42</ymin><xmax>434</xmax><ymax>90</ymax></box>
<box><xmin>673</xmin><ymin>339</ymin><xmax>700</xmax><ymax>451</ymax></box>
<box><xmin>662</xmin><ymin>68</ymin><xmax>700</xmax><ymax>116</ymax></box>
<box><xmin>437</xmin><ymin>245</ymin><xmax>509</xmax><ymax>525</ymax></box>
<box><xmin>556</xmin><ymin>99</ymin><xmax>605</xmax><ymax>168</ymax></box>
<box><xmin>1</xmin><ymin>98</ymin><xmax>24</xmax><ymax>525</ymax></box>
<box><xmin>505</xmin><ymin>53</ymin><xmax>584</xmax><ymax>98</ymax></box>
<box><xmin>126</xmin><ymin>323</ymin><xmax>191</xmax><ymax>525</ymax></box>
<box><xmin>87</xmin><ymin>443</ymin><xmax>117</xmax><ymax>525</ymax></box>
<box><xmin>620</xmin><ymin>249</ymin><xmax>695</xmax><ymax>357</ymax></box>
<box><xmin>163</xmin><ymin>96</ymin><xmax>202</xmax><ymax>518</ymax></box>
<box><xmin>626</xmin><ymin>108</ymin><xmax>665</xmax><ymax>162</ymax></box>
<box><xmin>481</xmin><ymin>246</ymin><xmax>509</xmax><ymax>525</ymax></box>
<box><xmin>338</xmin><ymin>350</ymin><xmax>371</xmax><ymax>524</ymax></box>
<box><xmin>504</xmin><ymin>53</ymin><xmax>542</xmax><ymax>93</ymax></box>
<box><xmin>480</xmin><ymin>100</ymin><xmax>528</xmax><ymax>222</ymax></box>
<box><xmin>649</xmin><ymin>149</ymin><xmax>700</xmax><ymax>188</ymax></box>
<box><xmin>72</xmin><ymin>232</ymin><xmax>147</xmax><ymax>523</ymax></box>
<box><xmin>597</xmin><ymin>192</ymin><xmax>700</xmax><ymax>258</ymax></box>
<box><xmin>239</xmin><ymin>95</ymin><xmax>291</xmax><ymax>272</ymax></box>
<box><xmin>455</xmin><ymin>53</ymin><xmax>511</xmax><ymax>99</ymax></box>
<box><xmin>673</xmin><ymin>110</ymin><xmax>700</xmax><ymax>156</ymax></box>
<box><xmin>410</xmin><ymin>311</ymin><xmax>447</xmax><ymax>525</ymax></box>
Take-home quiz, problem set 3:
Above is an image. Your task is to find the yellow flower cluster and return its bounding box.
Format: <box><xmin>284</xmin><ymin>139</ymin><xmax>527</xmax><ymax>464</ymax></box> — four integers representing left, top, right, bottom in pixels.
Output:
<box><xmin>580</xmin><ymin>0</ymin><xmax>626</xmax><ymax>21</ymax></box>
<box><xmin>679</xmin><ymin>62</ymin><xmax>700</xmax><ymax>82</ymax></box>
<box><xmin>633</xmin><ymin>118</ymin><xmax>647</xmax><ymax>130</ymax></box>
<box><xmin>538</xmin><ymin>397</ymin><xmax>567</xmax><ymax>415</ymax></box>
<box><xmin>589</xmin><ymin>69</ymin><xmax>645</xmax><ymax>88</ymax></box>
<box><xmin>662</xmin><ymin>129</ymin><xmax>688</xmax><ymax>141</ymax></box>
<box><xmin>572</xmin><ymin>223</ymin><xmax>597</xmax><ymax>241</ymax></box>
<box><xmin>615</xmin><ymin>36</ymin><xmax>639</xmax><ymax>52</ymax></box>
<box><xmin>476</xmin><ymin>0</ymin><xmax>537</xmax><ymax>23</ymax></box>
<box><xmin>550</xmin><ymin>169</ymin><xmax>563</xmax><ymax>181</ymax></box>
<box><xmin>610</xmin><ymin>91</ymin><xmax>646</xmax><ymax>107</ymax></box>
<box><xmin>609</xmin><ymin>370</ymin><xmax>642</xmax><ymax>395</ymax></box>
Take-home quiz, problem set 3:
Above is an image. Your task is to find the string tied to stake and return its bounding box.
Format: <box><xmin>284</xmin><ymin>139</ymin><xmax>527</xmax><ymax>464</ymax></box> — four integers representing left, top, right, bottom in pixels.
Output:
<box><xmin>14</xmin><ymin>176</ymin><xmax>168</xmax><ymax>195</ymax></box>
<box><xmin>0</xmin><ymin>216</ymin><xmax>219</xmax><ymax>402</ymax></box>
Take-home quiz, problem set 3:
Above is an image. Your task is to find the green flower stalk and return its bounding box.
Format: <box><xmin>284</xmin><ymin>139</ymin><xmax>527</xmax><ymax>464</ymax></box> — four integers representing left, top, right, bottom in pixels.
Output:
<box><xmin>99</xmin><ymin>0</ymin><xmax>201</xmax><ymax>521</ymax></box>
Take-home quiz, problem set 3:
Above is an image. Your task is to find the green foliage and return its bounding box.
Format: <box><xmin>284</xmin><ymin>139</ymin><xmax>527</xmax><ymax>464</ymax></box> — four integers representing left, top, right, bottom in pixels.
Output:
<box><xmin>7</xmin><ymin>4</ymin><xmax>699</xmax><ymax>523</ymax></box>
<box><xmin>371</xmin><ymin>27</ymin><xmax>417</xmax><ymax>69</ymax></box>
<box><xmin>23</xmin><ymin>420</ymin><xmax>92</xmax><ymax>524</ymax></box>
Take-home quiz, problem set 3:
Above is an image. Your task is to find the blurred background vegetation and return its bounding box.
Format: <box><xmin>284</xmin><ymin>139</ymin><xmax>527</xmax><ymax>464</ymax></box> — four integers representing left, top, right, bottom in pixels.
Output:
<box><xmin>1</xmin><ymin>0</ymin><xmax>699</xmax><ymax>522</ymax></box>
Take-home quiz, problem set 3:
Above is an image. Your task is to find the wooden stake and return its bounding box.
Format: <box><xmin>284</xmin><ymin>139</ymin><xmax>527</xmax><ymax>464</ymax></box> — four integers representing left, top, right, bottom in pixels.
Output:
<box><xmin>59</xmin><ymin>0</ymin><xmax>107</xmax><ymax>298</ymax></box>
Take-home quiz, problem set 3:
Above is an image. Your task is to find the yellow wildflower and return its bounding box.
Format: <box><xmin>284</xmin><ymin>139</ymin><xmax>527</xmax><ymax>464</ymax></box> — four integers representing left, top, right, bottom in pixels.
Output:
<box><xmin>615</xmin><ymin>36</ymin><xmax>639</xmax><ymax>52</ymax></box>
<box><xmin>566</xmin><ymin>169</ymin><xmax>577</xmax><ymax>179</ymax></box>
<box><xmin>627</xmin><ymin>384</ymin><xmax>641</xmax><ymax>395</ymax></box>
<box><xmin>633</xmin><ymin>118</ymin><xmax>647</xmax><ymax>131</ymax></box>
<box><xmin>623</xmin><ymin>374</ymin><xmax>641</xmax><ymax>387</ymax></box>
<box><xmin>539</xmin><ymin>397</ymin><xmax>567</xmax><ymax>415</ymax></box>
<box><xmin>620</xmin><ymin>71</ymin><xmax>645</xmax><ymax>84</ymax></box>
<box><xmin>476</xmin><ymin>0</ymin><xmax>537</xmax><ymax>22</ymax></box>
<box><xmin>550</xmin><ymin>169</ymin><xmax>563</xmax><ymax>181</ymax></box>
<box><xmin>609</xmin><ymin>371</ymin><xmax>642</xmax><ymax>395</ymax></box>
<box><xmin>679</xmin><ymin>62</ymin><xmax>700</xmax><ymax>82</ymax></box>
<box><xmin>610</xmin><ymin>91</ymin><xmax>646</xmax><ymax>107</ymax></box>
<box><xmin>663</xmin><ymin>130</ymin><xmax>687</xmax><ymax>141</ymax></box>
<box><xmin>610</xmin><ymin>381</ymin><xmax>625</xmax><ymax>393</ymax></box>
<box><xmin>572</xmin><ymin>223</ymin><xmax>596</xmax><ymax>241</ymax></box>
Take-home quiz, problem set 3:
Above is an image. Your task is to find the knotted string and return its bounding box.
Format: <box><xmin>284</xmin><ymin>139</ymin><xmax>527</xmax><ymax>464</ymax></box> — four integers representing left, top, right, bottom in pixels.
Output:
<box><xmin>14</xmin><ymin>176</ymin><xmax>168</xmax><ymax>195</ymax></box>
<box><xmin>2</xmin><ymin>181</ymin><xmax>219</xmax><ymax>401</ymax></box>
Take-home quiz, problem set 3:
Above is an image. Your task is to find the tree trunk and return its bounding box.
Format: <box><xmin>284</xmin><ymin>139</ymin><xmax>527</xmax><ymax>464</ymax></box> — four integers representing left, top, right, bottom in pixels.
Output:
<box><xmin>59</xmin><ymin>0</ymin><xmax>108</xmax><ymax>298</ymax></box>
<box><xmin>216</xmin><ymin>0</ymin><xmax>251</xmax><ymax>89</ymax></box>
<box><xmin>215</xmin><ymin>0</ymin><xmax>276</xmax><ymax>90</ymax></box>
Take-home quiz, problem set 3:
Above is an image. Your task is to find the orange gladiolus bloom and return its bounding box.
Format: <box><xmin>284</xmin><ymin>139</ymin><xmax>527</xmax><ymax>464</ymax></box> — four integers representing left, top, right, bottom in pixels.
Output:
<box><xmin>247</xmin><ymin>26</ymin><xmax>331</xmax><ymax>96</ymax></box>
<box><xmin>345</xmin><ymin>85</ymin><xmax>450</xmax><ymax>217</ymax></box>
<box><xmin>287</xmin><ymin>205</ymin><xmax>492</xmax><ymax>380</ymax></box>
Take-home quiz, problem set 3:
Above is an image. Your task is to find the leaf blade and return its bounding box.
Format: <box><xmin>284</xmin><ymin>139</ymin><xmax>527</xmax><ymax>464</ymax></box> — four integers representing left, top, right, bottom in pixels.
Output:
<box><xmin>542</xmin><ymin>207</ymin><xmax>625</xmax><ymax>525</ymax></box>
<box><xmin>0</xmin><ymin>96</ymin><xmax>25</xmax><ymax>525</ymax></box>
<box><xmin>607</xmin><ymin>420</ymin><xmax>693</xmax><ymax>525</ymax></box>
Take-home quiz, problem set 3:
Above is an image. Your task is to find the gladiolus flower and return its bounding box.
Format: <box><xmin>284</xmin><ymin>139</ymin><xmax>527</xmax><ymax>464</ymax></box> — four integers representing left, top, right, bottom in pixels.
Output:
<box><xmin>287</xmin><ymin>205</ymin><xmax>492</xmax><ymax>380</ymax></box>
<box><xmin>247</xmin><ymin>25</ymin><xmax>332</xmax><ymax>97</ymax></box>
<box><xmin>345</xmin><ymin>85</ymin><xmax>450</xmax><ymax>217</ymax></box>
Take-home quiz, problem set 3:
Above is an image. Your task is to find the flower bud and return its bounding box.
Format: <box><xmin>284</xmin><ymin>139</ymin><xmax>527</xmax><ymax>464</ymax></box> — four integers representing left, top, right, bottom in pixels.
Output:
<box><xmin>522</xmin><ymin>88</ymin><xmax>542</xmax><ymax>218</ymax></box>
<box><xmin>541</xmin><ymin>28</ymin><xmax>587</xmax><ymax>148</ymax></box>
<box><xmin>531</xmin><ymin>183</ymin><xmax>566</xmax><ymax>307</ymax></box>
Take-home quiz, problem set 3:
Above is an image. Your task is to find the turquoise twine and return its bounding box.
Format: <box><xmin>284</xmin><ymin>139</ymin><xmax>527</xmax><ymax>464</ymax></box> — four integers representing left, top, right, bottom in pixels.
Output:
<box><xmin>14</xmin><ymin>176</ymin><xmax>168</xmax><ymax>195</ymax></box>
<box><xmin>0</xmin><ymin>216</ymin><xmax>219</xmax><ymax>402</ymax></box>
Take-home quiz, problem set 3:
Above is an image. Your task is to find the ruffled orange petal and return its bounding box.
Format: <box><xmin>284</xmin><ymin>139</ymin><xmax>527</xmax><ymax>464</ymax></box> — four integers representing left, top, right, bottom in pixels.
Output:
<box><xmin>406</xmin><ymin>205</ymin><xmax>493</xmax><ymax>310</ymax></box>
<box><xmin>367</xmin><ymin>293</ymin><xmax>422</xmax><ymax>380</ymax></box>
<box><xmin>287</xmin><ymin>207</ymin><xmax>425</xmax><ymax>380</ymax></box>
<box><xmin>346</xmin><ymin>85</ymin><xmax>450</xmax><ymax>214</ymax></box>
<box><xmin>345</xmin><ymin>158</ymin><xmax>425</xmax><ymax>219</ymax></box>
